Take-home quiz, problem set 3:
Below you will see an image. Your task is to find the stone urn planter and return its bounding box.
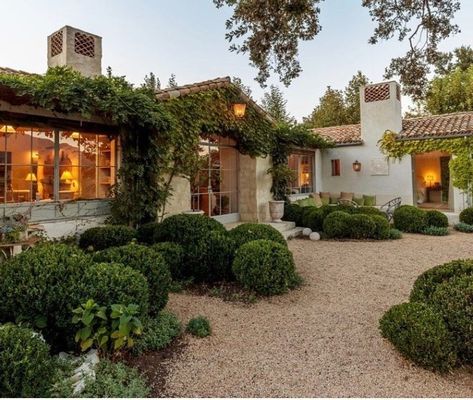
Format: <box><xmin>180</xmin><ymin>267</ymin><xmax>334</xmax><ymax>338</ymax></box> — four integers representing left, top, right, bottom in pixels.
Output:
<box><xmin>269</xmin><ymin>200</ymin><xmax>285</xmax><ymax>222</ymax></box>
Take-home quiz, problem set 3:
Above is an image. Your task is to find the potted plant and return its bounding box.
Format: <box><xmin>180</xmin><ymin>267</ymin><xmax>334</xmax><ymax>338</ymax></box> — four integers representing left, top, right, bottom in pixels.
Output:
<box><xmin>267</xmin><ymin>164</ymin><xmax>296</xmax><ymax>222</ymax></box>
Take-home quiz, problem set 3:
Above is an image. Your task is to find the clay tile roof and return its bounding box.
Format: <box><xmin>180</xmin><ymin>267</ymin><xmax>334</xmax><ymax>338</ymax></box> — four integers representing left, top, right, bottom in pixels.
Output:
<box><xmin>399</xmin><ymin>111</ymin><xmax>473</xmax><ymax>140</ymax></box>
<box><xmin>311</xmin><ymin>124</ymin><xmax>362</xmax><ymax>145</ymax></box>
<box><xmin>155</xmin><ymin>77</ymin><xmax>232</xmax><ymax>100</ymax></box>
<box><xmin>0</xmin><ymin>66</ymin><xmax>34</xmax><ymax>76</ymax></box>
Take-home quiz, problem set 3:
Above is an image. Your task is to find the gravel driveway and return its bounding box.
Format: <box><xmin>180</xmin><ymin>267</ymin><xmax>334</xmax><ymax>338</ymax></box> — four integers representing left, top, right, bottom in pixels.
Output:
<box><xmin>163</xmin><ymin>232</ymin><xmax>473</xmax><ymax>397</ymax></box>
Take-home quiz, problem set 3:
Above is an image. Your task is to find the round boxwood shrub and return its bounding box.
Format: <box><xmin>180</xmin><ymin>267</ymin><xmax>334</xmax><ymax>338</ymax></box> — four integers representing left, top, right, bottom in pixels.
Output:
<box><xmin>410</xmin><ymin>259</ymin><xmax>473</xmax><ymax>304</ymax></box>
<box><xmin>460</xmin><ymin>207</ymin><xmax>473</xmax><ymax>225</ymax></box>
<box><xmin>370</xmin><ymin>215</ymin><xmax>391</xmax><ymax>240</ymax></box>
<box><xmin>153</xmin><ymin>214</ymin><xmax>226</xmax><ymax>245</ymax></box>
<box><xmin>282</xmin><ymin>204</ymin><xmax>303</xmax><ymax>226</ymax></box>
<box><xmin>199</xmin><ymin>230</ymin><xmax>236</xmax><ymax>281</ymax></box>
<box><xmin>430</xmin><ymin>276</ymin><xmax>473</xmax><ymax>362</ymax></box>
<box><xmin>151</xmin><ymin>242</ymin><xmax>184</xmax><ymax>281</ymax></box>
<box><xmin>425</xmin><ymin>210</ymin><xmax>449</xmax><ymax>228</ymax></box>
<box><xmin>79</xmin><ymin>225</ymin><xmax>136</xmax><ymax>251</ymax></box>
<box><xmin>302</xmin><ymin>207</ymin><xmax>324</xmax><ymax>231</ymax></box>
<box><xmin>389</xmin><ymin>228</ymin><xmax>403</xmax><ymax>240</ymax></box>
<box><xmin>347</xmin><ymin>214</ymin><xmax>376</xmax><ymax>239</ymax></box>
<box><xmin>93</xmin><ymin>244</ymin><xmax>170</xmax><ymax>314</ymax></box>
<box><xmin>0</xmin><ymin>324</ymin><xmax>57</xmax><ymax>397</ymax></box>
<box><xmin>229</xmin><ymin>223</ymin><xmax>286</xmax><ymax>249</ymax></box>
<box><xmin>0</xmin><ymin>244</ymin><xmax>91</xmax><ymax>348</ymax></box>
<box><xmin>393</xmin><ymin>205</ymin><xmax>427</xmax><ymax>233</ymax></box>
<box><xmin>186</xmin><ymin>316</ymin><xmax>211</xmax><ymax>338</ymax></box>
<box><xmin>323</xmin><ymin>211</ymin><xmax>350</xmax><ymax>238</ymax></box>
<box><xmin>379</xmin><ymin>302</ymin><xmax>457</xmax><ymax>371</ymax></box>
<box><xmin>232</xmin><ymin>239</ymin><xmax>300</xmax><ymax>295</ymax></box>
<box><xmin>355</xmin><ymin>206</ymin><xmax>387</xmax><ymax>218</ymax></box>
<box><xmin>136</xmin><ymin>222</ymin><xmax>160</xmax><ymax>244</ymax></box>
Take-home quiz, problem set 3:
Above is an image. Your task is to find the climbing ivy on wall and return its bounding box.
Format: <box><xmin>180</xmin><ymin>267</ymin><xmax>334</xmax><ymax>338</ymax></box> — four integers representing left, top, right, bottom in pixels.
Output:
<box><xmin>0</xmin><ymin>67</ymin><xmax>331</xmax><ymax>224</ymax></box>
<box><xmin>379</xmin><ymin>130</ymin><xmax>473</xmax><ymax>198</ymax></box>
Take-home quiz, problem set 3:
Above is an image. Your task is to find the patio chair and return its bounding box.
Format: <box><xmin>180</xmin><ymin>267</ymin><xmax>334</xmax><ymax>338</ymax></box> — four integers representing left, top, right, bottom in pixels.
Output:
<box><xmin>337</xmin><ymin>199</ymin><xmax>359</xmax><ymax>208</ymax></box>
<box><xmin>379</xmin><ymin>197</ymin><xmax>401</xmax><ymax>221</ymax></box>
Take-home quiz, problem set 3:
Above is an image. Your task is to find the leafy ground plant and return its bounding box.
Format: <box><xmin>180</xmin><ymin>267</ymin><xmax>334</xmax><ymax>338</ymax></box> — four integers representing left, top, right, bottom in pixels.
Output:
<box><xmin>186</xmin><ymin>316</ymin><xmax>211</xmax><ymax>338</ymax></box>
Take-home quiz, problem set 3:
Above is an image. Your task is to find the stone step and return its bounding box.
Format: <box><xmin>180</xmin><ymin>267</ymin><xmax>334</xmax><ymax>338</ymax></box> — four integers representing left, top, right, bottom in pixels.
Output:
<box><xmin>282</xmin><ymin>227</ymin><xmax>303</xmax><ymax>240</ymax></box>
<box><xmin>263</xmin><ymin>221</ymin><xmax>296</xmax><ymax>232</ymax></box>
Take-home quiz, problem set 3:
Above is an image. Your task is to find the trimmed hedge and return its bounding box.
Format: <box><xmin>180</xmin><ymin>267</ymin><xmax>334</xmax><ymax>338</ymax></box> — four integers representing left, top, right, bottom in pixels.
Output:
<box><xmin>232</xmin><ymin>239</ymin><xmax>300</xmax><ymax>295</ymax></box>
<box><xmin>282</xmin><ymin>204</ymin><xmax>303</xmax><ymax>226</ymax></box>
<box><xmin>460</xmin><ymin>207</ymin><xmax>473</xmax><ymax>225</ymax></box>
<box><xmin>389</xmin><ymin>228</ymin><xmax>403</xmax><ymax>240</ymax></box>
<box><xmin>0</xmin><ymin>244</ymin><xmax>91</xmax><ymax>349</ymax></box>
<box><xmin>93</xmin><ymin>244</ymin><xmax>171</xmax><ymax>314</ymax></box>
<box><xmin>302</xmin><ymin>207</ymin><xmax>324</xmax><ymax>231</ymax></box>
<box><xmin>371</xmin><ymin>215</ymin><xmax>391</xmax><ymax>240</ymax></box>
<box><xmin>426</xmin><ymin>210</ymin><xmax>449</xmax><ymax>228</ymax></box>
<box><xmin>79</xmin><ymin>225</ymin><xmax>136</xmax><ymax>251</ymax></box>
<box><xmin>323</xmin><ymin>211</ymin><xmax>350</xmax><ymax>239</ymax></box>
<box><xmin>229</xmin><ymin>223</ymin><xmax>286</xmax><ymax>248</ymax></box>
<box><xmin>410</xmin><ymin>259</ymin><xmax>473</xmax><ymax>304</ymax></box>
<box><xmin>393</xmin><ymin>205</ymin><xmax>427</xmax><ymax>233</ymax></box>
<box><xmin>431</xmin><ymin>276</ymin><xmax>473</xmax><ymax>362</ymax></box>
<box><xmin>379</xmin><ymin>302</ymin><xmax>457</xmax><ymax>371</ymax></box>
<box><xmin>0</xmin><ymin>324</ymin><xmax>57</xmax><ymax>397</ymax></box>
<box><xmin>136</xmin><ymin>222</ymin><xmax>160</xmax><ymax>244</ymax></box>
<box><xmin>151</xmin><ymin>242</ymin><xmax>184</xmax><ymax>281</ymax></box>
<box><xmin>348</xmin><ymin>214</ymin><xmax>376</xmax><ymax>239</ymax></box>
<box><xmin>199</xmin><ymin>230</ymin><xmax>236</xmax><ymax>281</ymax></box>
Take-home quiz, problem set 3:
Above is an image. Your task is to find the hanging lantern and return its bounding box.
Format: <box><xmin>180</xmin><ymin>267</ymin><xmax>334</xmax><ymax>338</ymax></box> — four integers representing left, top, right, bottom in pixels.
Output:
<box><xmin>233</xmin><ymin>103</ymin><xmax>247</xmax><ymax>118</ymax></box>
<box><xmin>352</xmin><ymin>160</ymin><xmax>362</xmax><ymax>172</ymax></box>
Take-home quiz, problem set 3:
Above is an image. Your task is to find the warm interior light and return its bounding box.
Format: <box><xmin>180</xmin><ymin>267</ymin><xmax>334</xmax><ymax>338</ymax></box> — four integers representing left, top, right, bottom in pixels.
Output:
<box><xmin>352</xmin><ymin>160</ymin><xmax>362</xmax><ymax>172</ymax></box>
<box><xmin>71</xmin><ymin>132</ymin><xmax>80</xmax><ymax>139</ymax></box>
<box><xmin>426</xmin><ymin>174</ymin><xmax>434</xmax><ymax>187</ymax></box>
<box><xmin>25</xmin><ymin>172</ymin><xmax>37</xmax><ymax>182</ymax></box>
<box><xmin>233</xmin><ymin>103</ymin><xmax>246</xmax><ymax>118</ymax></box>
<box><xmin>60</xmin><ymin>170</ymin><xmax>74</xmax><ymax>183</ymax></box>
<box><xmin>0</xmin><ymin>125</ymin><xmax>16</xmax><ymax>133</ymax></box>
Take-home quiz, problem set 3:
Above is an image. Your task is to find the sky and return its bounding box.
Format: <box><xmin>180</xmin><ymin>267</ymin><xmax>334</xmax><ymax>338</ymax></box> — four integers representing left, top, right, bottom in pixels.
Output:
<box><xmin>1</xmin><ymin>0</ymin><xmax>472</xmax><ymax>122</ymax></box>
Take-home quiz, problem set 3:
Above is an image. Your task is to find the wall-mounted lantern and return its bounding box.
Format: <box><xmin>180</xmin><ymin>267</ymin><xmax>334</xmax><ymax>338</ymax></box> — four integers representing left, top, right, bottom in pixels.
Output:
<box><xmin>233</xmin><ymin>103</ymin><xmax>247</xmax><ymax>118</ymax></box>
<box><xmin>352</xmin><ymin>160</ymin><xmax>362</xmax><ymax>172</ymax></box>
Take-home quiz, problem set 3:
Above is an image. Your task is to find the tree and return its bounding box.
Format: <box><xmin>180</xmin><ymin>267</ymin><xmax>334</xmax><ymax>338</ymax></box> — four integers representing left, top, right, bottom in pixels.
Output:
<box><xmin>231</xmin><ymin>76</ymin><xmax>252</xmax><ymax>97</ymax></box>
<box><xmin>142</xmin><ymin>72</ymin><xmax>161</xmax><ymax>91</ymax></box>
<box><xmin>214</xmin><ymin>0</ymin><xmax>461</xmax><ymax>99</ymax></box>
<box><xmin>260</xmin><ymin>85</ymin><xmax>294</xmax><ymax>123</ymax></box>
<box><xmin>167</xmin><ymin>74</ymin><xmax>178</xmax><ymax>88</ymax></box>
<box><xmin>435</xmin><ymin>45</ymin><xmax>473</xmax><ymax>75</ymax></box>
<box><xmin>303</xmin><ymin>87</ymin><xmax>347</xmax><ymax>128</ymax></box>
<box><xmin>344</xmin><ymin>71</ymin><xmax>370</xmax><ymax>124</ymax></box>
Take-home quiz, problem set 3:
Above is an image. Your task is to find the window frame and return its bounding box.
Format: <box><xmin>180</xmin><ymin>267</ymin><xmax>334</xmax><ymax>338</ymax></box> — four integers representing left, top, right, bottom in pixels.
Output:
<box><xmin>331</xmin><ymin>159</ymin><xmax>341</xmax><ymax>177</ymax></box>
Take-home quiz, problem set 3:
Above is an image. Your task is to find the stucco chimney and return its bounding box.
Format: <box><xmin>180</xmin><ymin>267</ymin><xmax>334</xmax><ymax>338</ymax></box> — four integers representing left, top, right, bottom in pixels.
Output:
<box><xmin>47</xmin><ymin>26</ymin><xmax>102</xmax><ymax>77</ymax></box>
<box><xmin>359</xmin><ymin>81</ymin><xmax>402</xmax><ymax>145</ymax></box>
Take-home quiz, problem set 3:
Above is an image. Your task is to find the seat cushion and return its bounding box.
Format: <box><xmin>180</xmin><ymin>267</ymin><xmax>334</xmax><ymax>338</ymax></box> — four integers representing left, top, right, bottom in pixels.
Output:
<box><xmin>340</xmin><ymin>192</ymin><xmax>354</xmax><ymax>201</ymax></box>
<box><xmin>363</xmin><ymin>194</ymin><xmax>376</xmax><ymax>206</ymax></box>
<box><xmin>310</xmin><ymin>193</ymin><xmax>323</xmax><ymax>207</ymax></box>
<box><xmin>353</xmin><ymin>197</ymin><xmax>365</xmax><ymax>206</ymax></box>
<box><xmin>329</xmin><ymin>193</ymin><xmax>340</xmax><ymax>204</ymax></box>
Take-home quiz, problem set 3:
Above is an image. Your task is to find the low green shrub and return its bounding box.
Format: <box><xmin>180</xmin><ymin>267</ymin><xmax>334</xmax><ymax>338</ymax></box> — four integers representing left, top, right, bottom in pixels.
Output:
<box><xmin>80</xmin><ymin>360</ymin><xmax>150</xmax><ymax>398</ymax></box>
<box><xmin>186</xmin><ymin>316</ymin><xmax>211</xmax><ymax>338</ymax></box>
<box><xmin>232</xmin><ymin>239</ymin><xmax>300</xmax><ymax>295</ymax></box>
<box><xmin>459</xmin><ymin>207</ymin><xmax>473</xmax><ymax>225</ymax></box>
<box><xmin>79</xmin><ymin>225</ymin><xmax>136</xmax><ymax>251</ymax></box>
<box><xmin>323</xmin><ymin>211</ymin><xmax>350</xmax><ymax>239</ymax></box>
<box><xmin>151</xmin><ymin>242</ymin><xmax>185</xmax><ymax>280</ymax></box>
<box><xmin>199</xmin><ymin>230</ymin><xmax>236</xmax><ymax>281</ymax></box>
<box><xmin>425</xmin><ymin>210</ymin><xmax>449</xmax><ymax>228</ymax></box>
<box><xmin>379</xmin><ymin>302</ymin><xmax>457</xmax><ymax>371</ymax></box>
<box><xmin>421</xmin><ymin>226</ymin><xmax>449</xmax><ymax>236</ymax></box>
<box><xmin>355</xmin><ymin>206</ymin><xmax>387</xmax><ymax>218</ymax></box>
<box><xmin>133</xmin><ymin>312</ymin><xmax>181</xmax><ymax>355</ymax></box>
<box><xmin>229</xmin><ymin>223</ymin><xmax>286</xmax><ymax>249</ymax></box>
<box><xmin>93</xmin><ymin>244</ymin><xmax>171</xmax><ymax>314</ymax></box>
<box><xmin>348</xmin><ymin>214</ymin><xmax>376</xmax><ymax>239</ymax></box>
<box><xmin>282</xmin><ymin>204</ymin><xmax>303</xmax><ymax>226</ymax></box>
<box><xmin>0</xmin><ymin>244</ymin><xmax>91</xmax><ymax>349</ymax></box>
<box><xmin>388</xmin><ymin>228</ymin><xmax>403</xmax><ymax>240</ymax></box>
<box><xmin>393</xmin><ymin>205</ymin><xmax>427</xmax><ymax>233</ymax></box>
<box><xmin>454</xmin><ymin>222</ymin><xmax>473</xmax><ymax>233</ymax></box>
<box><xmin>136</xmin><ymin>222</ymin><xmax>160</xmax><ymax>244</ymax></box>
<box><xmin>371</xmin><ymin>215</ymin><xmax>391</xmax><ymax>240</ymax></box>
<box><xmin>153</xmin><ymin>214</ymin><xmax>226</xmax><ymax>245</ymax></box>
<box><xmin>410</xmin><ymin>259</ymin><xmax>473</xmax><ymax>304</ymax></box>
<box><xmin>0</xmin><ymin>324</ymin><xmax>57</xmax><ymax>397</ymax></box>
<box><xmin>431</xmin><ymin>276</ymin><xmax>473</xmax><ymax>362</ymax></box>
<box><xmin>301</xmin><ymin>207</ymin><xmax>324</xmax><ymax>231</ymax></box>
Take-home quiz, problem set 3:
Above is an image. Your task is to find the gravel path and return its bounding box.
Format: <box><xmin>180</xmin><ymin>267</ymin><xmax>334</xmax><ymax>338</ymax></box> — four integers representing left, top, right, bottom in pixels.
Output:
<box><xmin>163</xmin><ymin>232</ymin><xmax>473</xmax><ymax>397</ymax></box>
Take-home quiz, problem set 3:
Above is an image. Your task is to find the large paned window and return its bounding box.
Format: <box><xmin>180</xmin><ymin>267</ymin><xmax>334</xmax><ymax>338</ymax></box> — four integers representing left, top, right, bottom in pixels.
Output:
<box><xmin>0</xmin><ymin>125</ymin><xmax>117</xmax><ymax>203</ymax></box>
<box><xmin>191</xmin><ymin>135</ymin><xmax>238</xmax><ymax>217</ymax></box>
<box><xmin>288</xmin><ymin>152</ymin><xmax>314</xmax><ymax>194</ymax></box>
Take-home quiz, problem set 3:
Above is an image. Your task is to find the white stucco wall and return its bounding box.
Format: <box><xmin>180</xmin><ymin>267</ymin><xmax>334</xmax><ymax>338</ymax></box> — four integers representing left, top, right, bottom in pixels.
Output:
<box><xmin>319</xmin><ymin>82</ymin><xmax>414</xmax><ymax>206</ymax></box>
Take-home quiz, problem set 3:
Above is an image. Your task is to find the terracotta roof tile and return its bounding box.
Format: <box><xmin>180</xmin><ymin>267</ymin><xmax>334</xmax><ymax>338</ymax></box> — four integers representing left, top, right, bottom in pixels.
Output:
<box><xmin>399</xmin><ymin>112</ymin><xmax>473</xmax><ymax>140</ymax></box>
<box><xmin>311</xmin><ymin>124</ymin><xmax>362</xmax><ymax>145</ymax></box>
<box><xmin>0</xmin><ymin>66</ymin><xmax>34</xmax><ymax>76</ymax></box>
<box><xmin>155</xmin><ymin>77</ymin><xmax>232</xmax><ymax>100</ymax></box>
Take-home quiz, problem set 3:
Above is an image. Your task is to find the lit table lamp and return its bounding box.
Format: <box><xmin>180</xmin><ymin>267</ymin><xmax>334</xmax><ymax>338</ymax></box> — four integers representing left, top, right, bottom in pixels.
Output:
<box><xmin>25</xmin><ymin>172</ymin><xmax>37</xmax><ymax>201</ymax></box>
<box><xmin>60</xmin><ymin>170</ymin><xmax>74</xmax><ymax>184</ymax></box>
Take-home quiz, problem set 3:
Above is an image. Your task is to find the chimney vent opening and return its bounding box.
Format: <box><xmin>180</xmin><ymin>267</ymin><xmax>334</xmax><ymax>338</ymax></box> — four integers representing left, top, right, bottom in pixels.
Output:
<box><xmin>364</xmin><ymin>83</ymin><xmax>390</xmax><ymax>103</ymax></box>
<box><xmin>74</xmin><ymin>32</ymin><xmax>95</xmax><ymax>58</ymax></box>
<box><xmin>50</xmin><ymin>30</ymin><xmax>63</xmax><ymax>57</ymax></box>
